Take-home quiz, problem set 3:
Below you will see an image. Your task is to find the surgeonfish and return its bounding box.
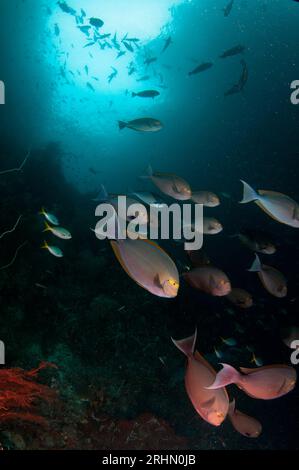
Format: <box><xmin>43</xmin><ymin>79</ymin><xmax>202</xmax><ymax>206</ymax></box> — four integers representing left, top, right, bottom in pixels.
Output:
<box><xmin>110</xmin><ymin>239</ymin><xmax>179</xmax><ymax>298</ymax></box>
<box><xmin>41</xmin><ymin>241</ymin><xmax>63</xmax><ymax>258</ymax></box>
<box><xmin>39</xmin><ymin>208</ymin><xmax>59</xmax><ymax>226</ymax></box>
<box><xmin>240</xmin><ymin>180</ymin><xmax>299</xmax><ymax>228</ymax></box>
<box><xmin>203</xmin><ymin>217</ymin><xmax>223</xmax><ymax>235</ymax></box>
<box><xmin>172</xmin><ymin>330</ymin><xmax>229</xmax><ymax>426</ymax></box>
<box><xmin>248</xmin><ymin>254</ymin><xmax>287</xmax><ymax>298</ymax></box>
<box><xmin>140</xmin><ymin>165</ymin><xmax>192</xmax><ymax>201</ymax></box>
<box><xmin>226</xmin><ymin>288</ymin><xmax>253</xmax><ymax>308</ymax></box>
<box><xmin>191</xmin><ymin>191</ymin><xmax>220</xmax><ymax>207</ymax></box>
<box><xmin>183</xmin><ymin>266</ymin><xmax>231</xmax><ymax>296</ymax></box>
<box><xmin>206</xmin><ymin>363</ymin><xmax>297</xmax><ymax>400</ymax></box>
<box><xmin>228</xmin><ymin>399</ymin><xmax>262</xmax><ymax>438</ymax></box>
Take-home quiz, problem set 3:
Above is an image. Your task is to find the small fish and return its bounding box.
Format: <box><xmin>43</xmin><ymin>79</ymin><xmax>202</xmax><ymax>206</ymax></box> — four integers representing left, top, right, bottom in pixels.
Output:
<box><xmin>220</xmin><ymin>45</ymin><xmax>246</xmax><ymax>58</ymax></box>
<box><xmin>136</xmin><ymin>75</ymin><xmax>150</xmax><ymax>82</ymax></box>
<box><xmin>54</xmin><ymin>23</ymin><xmax>60</xmax><ymax>36</ymax></box>
<box><xmin>84</xmin><ymin>65</ymin><xmax>89</xmax><ymax>75</ymax></box>
<box><xmin>240</xmin><ymin>180</ymin><xmax>299</xmax><ymax>228</ymax></box>
<box><xmin>228</xmin><ymin>399</ymin><xmax>262</xmax><ymax>438</ymax></box>
<box><xmin>191</xmin><ymin>191</ymin><xmax>220</xmax><ymax>207</ymax></box>
<box><xmin>221</xmin><ymin>337</ymin><xmax>237</xmax><ymax>347</ymax></box>
<box><xmin>233</xmin><ymin>229</ymin><xmax>276</xmax><ymax>255</ymax></box>
<box><xmin>57</xmin><ymin>1</ymin><xmax>76</xmax><ymax>16</ymax></box>
<box><xmin>172</xmin><ymin>330</ymin><xmax>229</xmax><ymax>427</ymax></box>
<box><xmin>184</xmin><ymin>267</ymin><xmax>231</xmax><ymax>297</ymax></box>
<box><xmin>39</xmin><ymin>208</ymin><xmax>59</xmax><ymax>226</ymax></box>
<box><xmin>132</xmin><ymin>90</ymin><xmax>160</xmax><ymax>99</ymax></box>
<box><xmin>251</xmin><ymin>353</ymin><xmax>263</xmax><ymax>367</ymax></box>
<box><xmin>281</xmin><ymin>326</ymin><xmax>299</xmax><ymax>349</ymax></box>
<box><xmin>144</xmin><ymin>57</ymin><xmax>157</xmax><ymax>66</ymax></box>
<box><xmin>89</xmin><ymin>17</ymin><xmax>104</xmax><ymax>28</ymax></box>
<box><xmin>77</xmin><ymin>25</ymin><xmax>91</xmax><ymax>35</ymax></box>
<box><xmin>248</xmin><ymin>254</ymin><xmax>287</xmax><ymax>298</ymax></box>
<box><xmin>86</xmin><ymin>82</ymin><xmax>95</xmax><ymax>91</ymax></box>
<box><xmin>207</xmin><ymin>363</ymin><xmax>297</xmax><ymax>400</ymax></box>
<box><xmin>116</xmin><ymin>50</ymin><xmax>126</xmax><ymax>59</ymax></box>
<box><xmin>111</xmin><ymin>239</ymin><xmax>179</xmax><ymax>298</ymax></box>
<box><xmin>161</xmin><ymin>36</ymin><xmax>172</xmax><ymax>53</ymax></box>
<box><xmin>223</xmin><ymin>0</ymin><xmax>234</xmax><ymax>17</ymax></box>
<box><xmin>226</xmin><ymin>288</ymin><xmax>253</xmax><ymax>309</ymax></box>
<box><xmin>35</xmin><ymin>283</ymin><xmax>47</xmax><ymax>290</ymax></box>
<box><xmin>43</xmin><ymin>222</ymin><xmax>72</xmax><ymax>240</ymax></box>
<box><xmin>203</xmin><ymin>217</ymin><xmax>223</xmax><ymax>235</ymax></box>
<box><xmin>83</xmin><ymin>41</ymin><xmax>96</xmax><ymax>48</ymax></box>
<box><xmin>118</xmin><ymin>118</ymin><xmax>163</xmax><ymax>133</ymax></box>
<box><xmin>123</xmin><ymin>41</ymin><xmax>134</xmax><ymax>52</ymax></box>
<box><xmin>41</xmin><ymin>241</ymin><xmax>63</xmax><ymax>258</ymax></box>
<box><xmin>214</xmin><ymin>347</ymin><xmax>223</xmax><ymax>360</ymax></box>
<box><xmin>141</xmin><ymin>165</ymin><xmax>191</xmax><ymax>200</ymax></box>
<box><xmin>189</xmin><ymin>62</ymin><xmax>213</xmax><ymax>76</ymax></box>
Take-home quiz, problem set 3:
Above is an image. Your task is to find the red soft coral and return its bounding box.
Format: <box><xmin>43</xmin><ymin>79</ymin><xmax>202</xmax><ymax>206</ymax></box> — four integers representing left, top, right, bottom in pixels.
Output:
<box><xmin>0</xmin><ymin>362</ymin><xmax>56</xmax><ymax>426</ymax></box>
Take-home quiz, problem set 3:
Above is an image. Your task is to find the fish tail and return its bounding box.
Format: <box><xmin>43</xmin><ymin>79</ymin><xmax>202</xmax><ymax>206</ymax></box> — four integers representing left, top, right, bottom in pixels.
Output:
<box><xmin>171</xmin><ymin>329</ymin><xmax>197</xmax><ymax>357</ymax></box>
<box><xmin>41</xmin><ymin>240</ymin><xmax>48</xmax><ymax>250</ymax></box>
<box><xmin>118</xmin><ymin>121</ymin><xmax>127</xmax><ymax>130</ymax></box>
<box><xmin>206</xmin><ymin>363</ymin><xmax>240</xmax><ymax>390</ymax></box>
<box><xmin>140</xmin><ymin>164</ymin><xmax>153</xmax><ymax>180</ymax></box>
<box><xmin>94</xmin><ymin>184</ymin><xmax>109</xmax><ymax>202</ymax></box>
<box><xmin>39</xmin><ymin>207</ymin><xmax>46</xmax><ymax>216</ymax></box>
<box><xmin>131</xmin><ymin>92</ymin><xmax>136</xmax><ymax>98</ymax></box>
<box><xmin>248</xmin><ymin>254</ymin><xmax>262</xmax><ymax>272</ymax></box>
<box><xmin>43</xmin><ymin>222</ymin><xmax>52</xmax><ymax>232</ymax></box>
<box><xmin>239</xmin><ymin>180</ymin><xmax>259</xmax><ymax>204</ymax></box>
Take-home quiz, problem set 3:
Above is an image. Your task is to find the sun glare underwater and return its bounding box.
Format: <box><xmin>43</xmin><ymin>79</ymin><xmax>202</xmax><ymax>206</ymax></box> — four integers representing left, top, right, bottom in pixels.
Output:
<box><xmin>0</xmin><ymin>0</ymin><xmax>299</xmax><ymax>452</ymax></box>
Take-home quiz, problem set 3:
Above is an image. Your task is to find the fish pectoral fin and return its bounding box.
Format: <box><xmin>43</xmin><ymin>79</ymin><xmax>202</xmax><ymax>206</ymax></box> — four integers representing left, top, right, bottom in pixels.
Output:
<box><xmin>153</xmin><ymin>273</ymin><xmax>162</xmax><ymax>288</ymax></box>
<box><xmin>200</xmin><ymin>396</ymin><xmax>216</xmax><ymax>409</ymax></box>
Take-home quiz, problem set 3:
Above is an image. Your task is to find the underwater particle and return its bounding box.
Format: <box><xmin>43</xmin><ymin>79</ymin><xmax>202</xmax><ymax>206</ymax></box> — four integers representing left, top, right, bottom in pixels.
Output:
<box><xmin>206</xmin><ymin>363</ymin><xmax>297</xmax><ymax>399</ymax></box>
<box><xmin>172</xmin><ymin>330</ymin><xmax>229</xmax><ymax>427</ymax></box>
<box><xmin>228</xmin><ymin>399</ymin><xmax>262</xmax><ymax>438</ymax></box>
<box><xmin>240</xmin><ymin>180</ymin><xmax>299</xmax><ymax>228</ymax></box>
<box><xmin>188</xmin><ymin>62</ymin><xmax>213</xmax><ymax>76</ymax></box>
<box><xmin>131</xmin><ymin>90</ymin><xmax>160</xmax><ymax>98</ymax></box>
<box><xmin>43</xmin><ymin>222</ymin><xmax>72</xmax><ymax>240</ymax></box>
<box><xmin>248</xmin><ymin>254</ymin><xmax>287</xmax><ymax>298</ymax></box>
<box><xmin>110</xmin><ymin>239</ymin><xmax>179</xmax><ymax>298</ymax></box>
<box><xmin>118</xmin><ymin>118</ymin><xmax>163</xmax><ymax>133</ymax></box>
<box><xmin>140</xmin><ymin>165</ymin><xmax>191</xmax><ymax>200</ymax></box>
<box><xmin>41</xmin><ymin>241</ymin><xmax>64</xmax><ymax>258</ymax></box>
<box><xmin>39</xmin><ymin>207</ymin><xmax>59</xmax><ymax>226</ymax></box>
<box><xmin>184</xmin><ymin>267</ymin><xmax>231</xmax><ymax>297</ymax></box>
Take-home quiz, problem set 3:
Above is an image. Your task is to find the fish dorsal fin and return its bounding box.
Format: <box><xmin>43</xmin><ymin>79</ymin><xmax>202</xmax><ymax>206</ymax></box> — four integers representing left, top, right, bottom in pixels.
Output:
<box><xmin>240</xmin><ymin>364</ymin><xmax>291</xmax><ymax>375</ymax></box>
<box><xmin>200</xmin><ymin>396</ymin><xmax>216</xmax><ymax>409</ymax></box>
<box><xmin>258</xmin><ymin>190</ymin><xmax>291</xmax><ymax>199</ymax></box>
<box><xmin>194</xmin><ymin>351</ymin><xmax>217</xmax><ymax>376</ymax></box>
